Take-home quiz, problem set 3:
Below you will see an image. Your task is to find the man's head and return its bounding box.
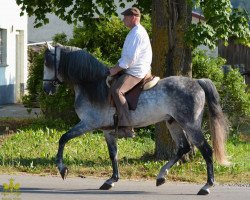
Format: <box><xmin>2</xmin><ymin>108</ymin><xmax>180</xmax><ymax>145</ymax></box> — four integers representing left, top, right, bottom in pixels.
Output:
<box><xmin>121</xmin><ymin>7</ymin><xmax>141</xmax><ymax>28</ymax></box>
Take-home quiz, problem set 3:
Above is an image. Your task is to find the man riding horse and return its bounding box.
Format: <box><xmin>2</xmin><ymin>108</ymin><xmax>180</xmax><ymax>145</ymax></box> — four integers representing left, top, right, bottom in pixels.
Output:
<box><xmin>43</xmin><ymin>7</ymin><xmax>229</xmax><ymax>195</ymax></box>
<box><xmin>109</xmin><ymin>7</ymin><xmax>152</xmax><ymax>138</ymax></box>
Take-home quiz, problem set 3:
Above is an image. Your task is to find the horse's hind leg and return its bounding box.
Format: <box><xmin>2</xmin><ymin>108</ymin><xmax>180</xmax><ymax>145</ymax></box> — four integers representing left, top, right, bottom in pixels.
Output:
<box><xmin>99</xmin><ymin>131</ymin><xmax>119</xmax><ymax>190</ymax></box>
<box><xmin>56</xmin><ymin>121</ymin><xmax>91</xmax><ymax>179</ymax></box>
<box><xmin>156</xmin><ymin>119</ymin><xmax>191</xmax><ymax>186</ymax></box>
<box><xmin>185</xmin><ymin>128</ymin><xmax>214</xmax><ymax>195</ymax></box>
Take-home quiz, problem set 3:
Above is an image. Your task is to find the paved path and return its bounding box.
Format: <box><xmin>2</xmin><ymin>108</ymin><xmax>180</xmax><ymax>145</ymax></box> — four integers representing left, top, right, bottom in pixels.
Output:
<box><xmin>0</xmin><ymin>104</ymin><xmax>41</xmax><ymax>118</ymax></box>
<box><xmin>0</xmin><ymin>174</ymin><xmax>249</xmax><ymax>200</ymax></box>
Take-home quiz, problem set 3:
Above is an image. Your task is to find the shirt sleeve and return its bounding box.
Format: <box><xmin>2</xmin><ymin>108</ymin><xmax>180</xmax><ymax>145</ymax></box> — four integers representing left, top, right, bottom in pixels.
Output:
<box><xmin>118</xmin><ymin>32</ymin><xmax>142</xmax><ymax>69</ymax></box>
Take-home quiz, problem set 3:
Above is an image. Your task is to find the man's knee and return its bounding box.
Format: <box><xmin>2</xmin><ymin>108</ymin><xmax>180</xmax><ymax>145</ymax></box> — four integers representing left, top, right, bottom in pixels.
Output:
<box><xmin>111</xmin><ymin>86</ymin><xmax>122</xmax><ymax>97</ymax></box>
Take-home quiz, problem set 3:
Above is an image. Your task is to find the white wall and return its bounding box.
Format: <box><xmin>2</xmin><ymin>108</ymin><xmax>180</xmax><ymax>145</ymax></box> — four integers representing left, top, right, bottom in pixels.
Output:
<box><xmin>28</xmin><ymin>0</ymin><xmax>135</xmax><ymax>43</ymax></box>
<box><xmin>28</xmin><ymin>14</ymin><xmax>74</xmax><ymax>43</ymax></box>
<box><xmin>0</xmin><ymin>0</ymin><xmax>27</xmax><ymax>104</ymax></box>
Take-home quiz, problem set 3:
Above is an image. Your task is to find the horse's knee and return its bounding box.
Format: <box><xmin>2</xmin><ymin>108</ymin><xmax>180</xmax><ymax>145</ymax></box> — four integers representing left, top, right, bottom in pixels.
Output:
<box><xmin>198</xmin><ymin>141</ymin><xmax>213</xmax><ymax>162</ymax></box>
<box><xmin>59</xmin><ymin>133</ymin><xmax>69</xmax><ymax>145</ymax></box>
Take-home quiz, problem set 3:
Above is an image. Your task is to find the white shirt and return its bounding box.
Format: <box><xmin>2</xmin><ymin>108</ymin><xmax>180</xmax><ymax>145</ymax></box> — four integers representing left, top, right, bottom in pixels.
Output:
<box><xmin>118</xmin><ymin>24</ymin><xmax>152</xmax><ymax>78</ymax></box>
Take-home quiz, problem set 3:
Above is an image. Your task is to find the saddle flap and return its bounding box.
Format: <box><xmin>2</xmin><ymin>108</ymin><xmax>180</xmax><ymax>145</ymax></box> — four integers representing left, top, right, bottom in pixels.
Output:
<box><xmin>126</xmin><ymin>75</ymin><xmax>160</xmax><ymax>110</ymax></box>
<box><xmin>107</xmin><ymin>74</ymin><xmax>160</xmax><ymax>111</ymax></box>
<box><xmin>125</xmin><ymin>84</ymin><xmax>143</xmax><ymax>110</ymax></box>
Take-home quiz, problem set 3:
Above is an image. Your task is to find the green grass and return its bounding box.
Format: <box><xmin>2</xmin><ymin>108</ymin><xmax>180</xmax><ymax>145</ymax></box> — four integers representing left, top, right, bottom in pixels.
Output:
<box><xmin>0</xmin><ymin>118</ymin><xmax>249</xmax><ymax>184</ymax></box>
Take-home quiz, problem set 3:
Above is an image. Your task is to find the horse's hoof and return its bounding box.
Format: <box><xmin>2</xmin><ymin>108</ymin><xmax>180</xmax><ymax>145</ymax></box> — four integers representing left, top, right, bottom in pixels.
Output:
<box><xmin>197</xmin><ymin>188</ymin><xmax>210</xmax><ymax>195</ymax></box>
<box><xmin>60</xmin><ymin>167</ymin><xmax>69</xmax><ymax>180</ymax></box>
<box><xmin>99</xmin><ymin>183</ymin><xmax>113</xmax><ymax>190</ymax></box>
<box><xmin>156</xmin><ymin>177</ymin><xmax>166</xmax><ymax>186</ymax></box>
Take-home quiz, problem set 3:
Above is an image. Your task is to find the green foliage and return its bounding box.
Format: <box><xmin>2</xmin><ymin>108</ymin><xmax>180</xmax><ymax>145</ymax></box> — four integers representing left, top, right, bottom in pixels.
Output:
<box><xmin>192</xmin><ymin>50</ymin><xmax>250</xmax><ymax>118</ymax></box>
<box><xmin>192</xmin><ymin>50</ymin><xmax>225</xmax><ymax>85</ymax></box>
<box><xmin>221</xmin><ymin>68</ymin><xmax>250</xmax><ymax>116</ymax></box>
<box><xmin>187</xmin><ymin>0</ymin><xmax>250</xmax><ymax>48</ymax></box>
<box><xmin>17</xmin><ymin>0</ymin><xmax>250</xmax><ymax>48</ymax></box>
<box><xmin>22</xmin><ymin>47</ymin><xmax>78</xmax><ymax>124</ymax></box>
<box><xmin>69</xmin><ymin>16</ymin><xmax>128</xmax><ymax>65</ymax></box>
<box><xmin>69</xmin><ymin>15</ymin><xmax>151</xmax><ymax>66</ymax></box>
<box><xmin>38</xmin><ymin>85</ymin><xmax>78</xmax><ymax>124</ymax></box>
<box><xmin>22</xmin><ymin>48</ymin><xmax>44</xmax><ymax>107</ymax></box>
<box><xmin>52</xmin><ymin>32</ymin><xmax>69</xmax><ymax>45</ymax></box>
<box><xmin>16</xmin><ymin>0</ymin><xmax>136</xmax><ymax>27</ymax></box>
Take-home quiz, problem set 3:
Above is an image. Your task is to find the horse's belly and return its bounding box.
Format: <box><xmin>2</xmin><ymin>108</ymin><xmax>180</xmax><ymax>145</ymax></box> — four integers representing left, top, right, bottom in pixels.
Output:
<box><xmin>131</xmin><ymin>95</ymin><xmax>169</xmax><ymax>127</ymax></box>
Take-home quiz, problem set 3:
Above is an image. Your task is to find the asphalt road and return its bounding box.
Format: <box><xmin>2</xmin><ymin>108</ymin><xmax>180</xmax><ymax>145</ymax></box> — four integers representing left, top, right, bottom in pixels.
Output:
<box><xmin>0</xmin><ymin>174</ymin><xmax>249</xmax><ymax>200</ymax></box>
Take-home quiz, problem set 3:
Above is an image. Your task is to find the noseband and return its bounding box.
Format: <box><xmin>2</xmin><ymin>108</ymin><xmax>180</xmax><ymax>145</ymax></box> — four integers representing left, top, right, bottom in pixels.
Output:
<box><xmin>43</xmin><ymin>46</ymin><xmax>62</xmax><ymax>86</ymax></box>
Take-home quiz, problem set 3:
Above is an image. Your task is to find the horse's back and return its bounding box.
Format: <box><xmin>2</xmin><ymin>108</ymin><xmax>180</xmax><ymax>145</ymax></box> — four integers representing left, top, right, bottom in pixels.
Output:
<box><xmin>135</xmin><ymin>76</ymin><xmax>205</xmax><ymax>125</ymax></box>
<box><xmin>142</xmin><ymin>76</ymin><xmax>204</xmax><ymax>99</ymax></box>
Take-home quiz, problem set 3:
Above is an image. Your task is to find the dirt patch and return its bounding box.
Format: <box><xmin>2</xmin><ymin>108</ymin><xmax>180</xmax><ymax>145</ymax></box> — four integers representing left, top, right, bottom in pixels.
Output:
<box><xmin>0</xmin><ymin>118</ymin><xmax>34</xmax><ymax>135</ymax></box>
<box><xmin>240</xmin><ymin>134</ymin><xmax>250</xmax><ymax>142</ymax></box>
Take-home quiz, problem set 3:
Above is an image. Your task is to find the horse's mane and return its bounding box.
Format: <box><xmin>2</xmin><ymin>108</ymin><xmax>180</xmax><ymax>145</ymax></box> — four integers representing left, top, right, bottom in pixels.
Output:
<box><xmin>58</xmin><ymin>45</ymin><xmax>110</xmax><ymax>105</ymax></box>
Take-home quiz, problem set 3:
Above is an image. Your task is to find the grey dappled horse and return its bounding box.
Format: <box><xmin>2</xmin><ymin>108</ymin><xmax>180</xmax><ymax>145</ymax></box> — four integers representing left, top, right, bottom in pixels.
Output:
<box><xmin>43</xmin><ymin>44</ymin><xmax>229</xmax><ymax>195</ymax></box>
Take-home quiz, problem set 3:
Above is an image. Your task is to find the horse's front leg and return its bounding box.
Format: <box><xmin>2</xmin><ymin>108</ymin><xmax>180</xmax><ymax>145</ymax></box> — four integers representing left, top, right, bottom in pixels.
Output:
<box><xmin>99</xmin><ymin>131</ymin><xmax>119</xmax><ymax>190</ymax></box>
<box><xmin>56</xmin><ymin>121</ymin><xmax>91</xmax><ymax>179</ymax></box>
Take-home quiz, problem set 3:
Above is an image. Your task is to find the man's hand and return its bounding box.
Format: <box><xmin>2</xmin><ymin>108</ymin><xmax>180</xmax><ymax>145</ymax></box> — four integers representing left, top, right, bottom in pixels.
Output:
<box><xmin>109</xmin><ymin>65</ymin><xmax>123</xmax><ymax>76</ymax></box>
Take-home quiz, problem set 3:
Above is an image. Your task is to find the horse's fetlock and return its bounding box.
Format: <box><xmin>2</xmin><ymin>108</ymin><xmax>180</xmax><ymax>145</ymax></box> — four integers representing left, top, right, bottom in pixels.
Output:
<box><xmin>208</xmin><ymin>179</ymin><xmax>214</xmax><ymax>186</ymax></box>
<box><xmin>112</xmin><ymin>175</ymin><xmax>119</xmax><ymax>182</ymax></box>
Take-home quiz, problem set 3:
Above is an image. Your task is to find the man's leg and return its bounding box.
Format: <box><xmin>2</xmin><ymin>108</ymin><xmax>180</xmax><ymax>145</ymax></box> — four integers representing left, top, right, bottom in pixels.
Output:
<box><xmin>111</xmin><ymin>74</ymin><xmax>142</xmax><ymax>136</ymax></box>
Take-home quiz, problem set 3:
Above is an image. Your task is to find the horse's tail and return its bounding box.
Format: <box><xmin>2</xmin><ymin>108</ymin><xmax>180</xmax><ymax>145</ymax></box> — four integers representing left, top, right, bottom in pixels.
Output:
<box><xmin>197</xmin><ymin>79</ymin><xmax>230</xmax><ymax>166</ymax></box>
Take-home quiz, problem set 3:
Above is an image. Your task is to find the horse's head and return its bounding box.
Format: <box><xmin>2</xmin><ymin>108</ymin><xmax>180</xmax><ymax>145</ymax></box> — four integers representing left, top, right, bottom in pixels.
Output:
<box><xmin>43</xmin><ymin>43</ymin><xmax>61</xmax><ymax>95</ymax></box>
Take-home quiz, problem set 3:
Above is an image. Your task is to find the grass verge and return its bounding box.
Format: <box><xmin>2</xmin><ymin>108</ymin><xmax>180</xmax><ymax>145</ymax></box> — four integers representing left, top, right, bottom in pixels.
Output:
<box><xmin>0</xmin><ymin>118</ymin><xmax>249</xmax><ymax>185</ymax></box>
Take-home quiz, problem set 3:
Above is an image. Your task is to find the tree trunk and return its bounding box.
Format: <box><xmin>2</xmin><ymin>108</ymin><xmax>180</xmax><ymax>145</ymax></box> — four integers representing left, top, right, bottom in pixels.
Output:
<box><xmin>151</xmin><ymin>0</ymin><xmax>192</xmax><ymax>160</ymax></box>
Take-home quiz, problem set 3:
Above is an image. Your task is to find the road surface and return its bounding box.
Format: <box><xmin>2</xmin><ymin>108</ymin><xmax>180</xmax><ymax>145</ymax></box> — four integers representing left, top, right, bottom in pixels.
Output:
<box><xmin>0</xmin><ymin>174</ymin><xmax>249</xmax><ymax>200</ymax></box>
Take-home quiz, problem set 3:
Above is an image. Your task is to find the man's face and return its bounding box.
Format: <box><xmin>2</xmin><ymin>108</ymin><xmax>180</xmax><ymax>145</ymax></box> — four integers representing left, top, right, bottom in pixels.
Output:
<box><xmin>122</xmin><ymin>15</ymin><xmax>134</xmax><ymax>28</ymax></box>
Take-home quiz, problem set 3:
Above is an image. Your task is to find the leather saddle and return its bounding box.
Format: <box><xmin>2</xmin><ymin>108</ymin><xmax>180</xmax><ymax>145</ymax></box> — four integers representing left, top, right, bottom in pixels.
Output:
<box><xmin>106</xmin><ymin>72</ymin><xmax>160</xmax><ymax>110</ymax></box>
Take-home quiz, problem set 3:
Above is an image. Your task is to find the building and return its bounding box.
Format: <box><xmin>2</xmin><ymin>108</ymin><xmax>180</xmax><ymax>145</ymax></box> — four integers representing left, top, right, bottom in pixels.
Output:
<box><xmin>0</xmin><ymin>0</ymin><xmax>28</xmax><ymax>105</ymax></box>
<box><xmin>219</xmin><ymin>40</ymin><xmax>250</xmax><ymax>86</ymax></box>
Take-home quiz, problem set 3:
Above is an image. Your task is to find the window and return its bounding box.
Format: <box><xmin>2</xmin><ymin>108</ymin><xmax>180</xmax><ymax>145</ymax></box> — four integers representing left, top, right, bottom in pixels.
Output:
<box><xmin>0</xmin><ymin>29</ymin><xmax>7</xmax><ymax>67</ymax></box>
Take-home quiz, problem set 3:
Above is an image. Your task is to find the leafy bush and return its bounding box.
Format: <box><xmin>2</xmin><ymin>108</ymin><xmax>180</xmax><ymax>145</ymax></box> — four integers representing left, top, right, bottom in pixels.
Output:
<box><xmin>22</xmin><ymin>47</ymin><xmax>78</xmax><ymax>124</ymax></box>
<box><xmin>192</xmin><ymin>50</ymin><xmax>250</xmax><ymax>120</ymax></box>
<box><xmin>22</xmin><ymin>48</ymin><xmax>44</xmax><ymax>107</ymax></box>
<box><xmin>69</xmin><ymin>15</ymin><xmax>151</xmax><ymax>66</ymax></box>
<box><xmin>221</xmin><ymin>69</ymin><xmax>250</xmax><ymax>117</ymax></box>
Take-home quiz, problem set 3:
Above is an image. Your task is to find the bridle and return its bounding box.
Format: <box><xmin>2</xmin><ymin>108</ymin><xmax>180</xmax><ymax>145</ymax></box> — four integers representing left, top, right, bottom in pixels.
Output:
<box><xmin>43</xmin><ymin>45</ymin><xmax>111</xmax><ymax>86</ymax></box>
<box><xmin>43</xmin><ymin>46</ymin><xmax>62</xmax><ymax>86</ymax></box>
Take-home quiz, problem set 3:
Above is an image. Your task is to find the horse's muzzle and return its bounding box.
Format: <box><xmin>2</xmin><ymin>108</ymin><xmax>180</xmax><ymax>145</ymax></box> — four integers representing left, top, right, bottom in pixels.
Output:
<box><xmin>43</xmin><ymin>81</ymin><xmax>57</xmax><ymax>95</ymax></box>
